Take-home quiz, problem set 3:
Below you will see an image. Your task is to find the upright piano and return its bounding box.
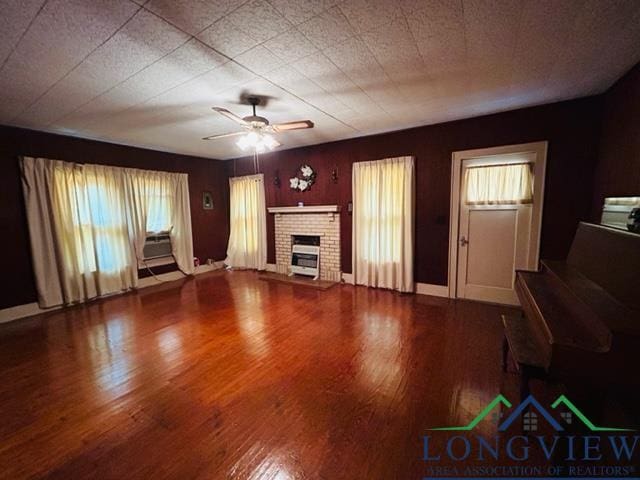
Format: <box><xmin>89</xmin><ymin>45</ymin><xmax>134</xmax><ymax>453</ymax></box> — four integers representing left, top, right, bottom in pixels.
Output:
<box><xmin>511</xmin><ymin>222</ymin><xmax>640</xmax><ymax>393</ymax></box>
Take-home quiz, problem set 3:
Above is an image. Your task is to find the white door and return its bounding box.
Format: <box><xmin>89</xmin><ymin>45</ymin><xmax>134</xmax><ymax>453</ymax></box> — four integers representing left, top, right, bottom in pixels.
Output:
<box><xmin>454</xmin><ymin>147</ymin><xmax>546</xmax><ymax>305</ymax></box>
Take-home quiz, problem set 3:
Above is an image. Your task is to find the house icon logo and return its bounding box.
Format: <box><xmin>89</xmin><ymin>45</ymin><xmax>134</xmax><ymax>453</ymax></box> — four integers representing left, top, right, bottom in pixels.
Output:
<box><xmin>429</xmin><ymin>394</ymin><xmax>634</xmax><ymax>432</ymax></box>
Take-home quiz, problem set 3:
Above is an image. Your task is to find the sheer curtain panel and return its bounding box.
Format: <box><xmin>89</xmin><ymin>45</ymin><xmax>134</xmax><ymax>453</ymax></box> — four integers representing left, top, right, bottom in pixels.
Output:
<box><xmin>225</xmin><ymin>174</ymin><xmax>267</xmax><ymax>270</ymax></box>
<box><xmin>464</xmin><ymin>163</ymin><xmax>533</xmax><ymax>205</ymax></box>
<box><xmin>352</xmin><ymin>156</ymin><xmax>415</xmax><ymax>292</ymax></box>
<box><xmin>20</xmin><ymin>157</ymin><xmax>194</xmax><ymax>308</ymax></box>
<box><xmin>125</xmin><ymin>169</ymin><xmax>194</xmax><ymax>275</ymax></box>
<box><xmin>21</xmin><ymin>158</ymin><xmax>136</xmax><ymax>306</ymax></box>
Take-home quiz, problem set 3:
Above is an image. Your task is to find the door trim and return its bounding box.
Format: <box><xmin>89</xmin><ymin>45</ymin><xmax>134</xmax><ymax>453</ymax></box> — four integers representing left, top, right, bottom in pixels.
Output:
<box><xmin>447</xmin><ymin>141</ymin><xmax>548</xmax><ymax>299</ymax></box>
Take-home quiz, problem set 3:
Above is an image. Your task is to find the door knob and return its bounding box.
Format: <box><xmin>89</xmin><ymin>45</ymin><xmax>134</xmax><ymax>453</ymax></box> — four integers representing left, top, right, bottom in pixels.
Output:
<box><xmin>460</xmin><ymin>236</ymin><xmax>469</xmax><ymax>246</ymax></box>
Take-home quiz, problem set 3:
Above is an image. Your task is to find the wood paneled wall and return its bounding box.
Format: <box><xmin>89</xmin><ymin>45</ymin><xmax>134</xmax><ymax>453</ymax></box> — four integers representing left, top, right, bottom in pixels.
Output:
<box><xmin>0</xmin><ymin>126</ymin><xmax>229</xmax><ymax>309</ymax></box>
<box><xmin>229</xmin><ymin>97</ymin><xmax>604</xmax><ymax>286</ymax></box>
<box><xmin>591</xmin><ymin>63</ymin><xmax>640</xmax><ymax>219</ymax></box>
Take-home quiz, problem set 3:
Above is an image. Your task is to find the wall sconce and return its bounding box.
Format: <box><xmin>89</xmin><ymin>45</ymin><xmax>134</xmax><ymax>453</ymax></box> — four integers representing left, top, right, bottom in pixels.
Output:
<box><xmin>274</xmin><ymin>170</ymin><xmax>281</xmax><ymax>188</ymax></box>
<box><xmin>331</xmin><ymin>166</ymin><xmax>338</xmax><ymax>184</ymax></box>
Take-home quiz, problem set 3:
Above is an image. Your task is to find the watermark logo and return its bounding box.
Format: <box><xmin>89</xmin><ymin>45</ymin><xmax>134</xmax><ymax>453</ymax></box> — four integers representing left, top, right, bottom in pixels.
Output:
<box><xmin>428</xmin><ymin>394</ymin><xmax>634</xmax><ymax>433</ymax></box>
<box><xmin>422</xmin><ymin>394</ymin><xmax>638</xmax><ymax>478</ymax></box>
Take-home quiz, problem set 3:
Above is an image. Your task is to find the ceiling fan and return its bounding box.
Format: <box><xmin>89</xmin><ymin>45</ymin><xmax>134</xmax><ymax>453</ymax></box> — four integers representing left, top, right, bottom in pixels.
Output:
<box><xmin>202</xmin><ymin>96</ymin><xmax>314</xmax><ymax>153</ymax></box>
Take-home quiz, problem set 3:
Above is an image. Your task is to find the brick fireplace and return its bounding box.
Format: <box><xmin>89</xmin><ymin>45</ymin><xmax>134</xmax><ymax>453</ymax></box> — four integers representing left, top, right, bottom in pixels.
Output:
<box><xmin>268</xmin><ymin>206</ymin><xmax>341</xmax><ymax>282</ymax></box>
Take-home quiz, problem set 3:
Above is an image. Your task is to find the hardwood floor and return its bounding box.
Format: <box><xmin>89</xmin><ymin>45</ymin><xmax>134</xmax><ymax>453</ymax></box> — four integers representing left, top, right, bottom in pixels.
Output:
<box><xmin>0</xmin><ymin>271</ymin><xmax>527</xmax><ymax>479</ymax></box>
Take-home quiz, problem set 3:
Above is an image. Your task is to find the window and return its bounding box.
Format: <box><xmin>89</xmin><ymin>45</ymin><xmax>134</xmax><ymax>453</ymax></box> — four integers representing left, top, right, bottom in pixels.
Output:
<box><xmin>52</xmin><ymin>164</ymin><xmax>131</xmax><ymax>275</ymax></box>
<box><xmin>464</xmin><ymin>163</ymin><xmax>533</xmax><ymax>205</ymax></box>
<box><xmin>21</xmin><ymin>156</ymin><xmax>194</xmax><ymax>308</ymax></box>
<box><xmin>352</xmin><ymin>156</ymin><xmax>415</xmax><ymax>292</ymax></box>
<box><xmin>145</xmin><ymin>178</ymin><xmax>173</xmax><ymax>233</ymax></box>
<box><xmin>523</xmin><ymin>411</ymin><xmax>538</xmax><ymax>431</ymax></box>
<box><xmin>225</xmin><ymin>174</ymin><xmax>267</xmax><ymax>269</ymax></box>
<box><xmin>560</xmin><ymin>412</ymin><xmax>573</xmax><ymax>424</ymax></box>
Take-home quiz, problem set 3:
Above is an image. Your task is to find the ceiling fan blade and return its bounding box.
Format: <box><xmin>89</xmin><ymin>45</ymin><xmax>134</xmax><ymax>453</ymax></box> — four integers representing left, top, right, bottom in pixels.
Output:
<box><xmin>271</xmin><ymin>120</ymin><xmax>314</xmax><ymax>132</ymax></box>
<box><xmin>202</xmin><ymin>131</ymin><xmax>246</xmax><ymax>141</ymax></box>
<box><xmin>212</xmin><ymin>107</ymin><xmax>249</xmax><ymax>126</ymax></box>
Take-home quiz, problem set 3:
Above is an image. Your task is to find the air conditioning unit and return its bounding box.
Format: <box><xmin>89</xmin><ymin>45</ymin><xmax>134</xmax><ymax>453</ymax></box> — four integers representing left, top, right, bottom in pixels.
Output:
<box><xmin>142</xmin><ymin>232</ymin><xmax>172</xmax><ymax>260</ymax></box>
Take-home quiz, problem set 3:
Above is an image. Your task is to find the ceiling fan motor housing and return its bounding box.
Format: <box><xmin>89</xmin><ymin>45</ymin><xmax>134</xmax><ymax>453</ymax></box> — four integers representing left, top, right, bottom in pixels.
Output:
<box><xmin>243</xmin><ymin>115</ymin><xmax>269</xmax><ymax>127</ymax></box>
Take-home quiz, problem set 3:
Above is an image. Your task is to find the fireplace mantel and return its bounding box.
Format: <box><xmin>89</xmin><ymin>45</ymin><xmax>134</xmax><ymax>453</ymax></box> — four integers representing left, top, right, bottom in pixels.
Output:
<box><xmin>268</xmin><ymin>205</ymin><xmax>341</xmax><ymax>214</ymax></box>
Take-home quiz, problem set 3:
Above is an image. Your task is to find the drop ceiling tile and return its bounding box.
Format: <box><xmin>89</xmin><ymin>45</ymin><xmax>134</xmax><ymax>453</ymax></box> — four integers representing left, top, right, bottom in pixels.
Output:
<box><xmin>333</xmin><ymin>108</ymin><xmax>396</xmax><ymax>133</ymax></box>
<box><xmin>226</xmin><ymin>0</ymin><xmax>292</xmax><ymax>43</ymax></box>
<box><xmin>292</xmin><ymin>52</ymin><xmax>347</xmax><ymax>92</ymax></box>
<box><xmin>293</xmin><ymin>52</ymin><xmax>384</xmax><ymax>116</ymax></box>
<box><xmin>463</xmin><ymin>0</ymin><xmax>523</xmax><ymax>65</ymax></box>
<box><xmin>2</xmin><ymin>0</ymin><xmax>640</xmax><ymax>160</ymax></box>
<box><xmin>406</xmin><ymin>0</ymin><xmax>466</xmax><ymax>75</ymax></box>
<box><xmin>263</xmin><ymin>65</ymin><xmax>352</xmax><ymax>115</ymax></box>
<box><xmin>362</xmin><ymin>16</ymin><xmax>422</xmax><ymax>77</ymax></box>
<box><xmin>145</xmin><ymin>0</ymin><xmax>238</xmax><ymax>35</ymax></box>
<box><xmin>0</xmin><ymin>0</ymin><xmax>138</xmax><ymax>122</ymax></box>
<box><xmin>61</xmin><ymin>39</ymin><xmax>225</xmax><ymax>127</ymax></box>
<box><xmin>324</xmin><ymin>36</ymin><xmax>405</xmax><ymax>111</ymax></box>
<box><xmin>198</xmin><ymin>17</ymin><xmax>261</xmax><ymax>58</ymax></box>
<box><xmin>338</xmin><ymin>0</ymin><xmax>402</xmax><ymax>34</ymax></box>
<box><xmin>234</xmin><ymin>45</ymin><xmax>285</xmax><ymax>75</ymax></box>
<box><xmin>545</xmin><ymin>0</ymin><xmax>640</xmax><ymax>97</ymax></box>
<box><xmin>145</xmin><ymin>61</ymin><xmax>256</xmax><ymax>111</ymax></box>
<box><xmin>159</xmin><ymin>38</ymin><xmax>227</xmax><ymax>75</ymax></box>
<box><xmin>360</xmin><ymin>16</ymin><xmax>433</xmax><ymax>102</ymax></box>
<box><xmin>509</xmin><ymin>0</ymin><xmax>581</xmax><ymax>94</ymax></box>
<box><xmin>263</xmin><ymin>65</ymin><xmax>320</xmax><ymax>96</ymax></box>
<box><xmin>18</xmin><ymin>10</ymin><xmax>188</xmax><ymax>126</ymax></box>
<box><xmin>0</xmin><ymin>0</ymin><xmax>45</xmax><ymax>65</ymax></box>
<box><xmin>268</xmin><ymin>0</ymin><xmax>339</xmax><ymax>25</ymax></box>
<box><xmin>297</xmin><ymin>6</ymin><xmax>356</xmax><ymax>50</ymax></box>
<box><xmin>591</xmin><ymin>8</ymin><xmax>640</xmax><ymax>90</ymax></box>
<box><xmin>264</xmin><ymin>28</ymin><xmax>318</xmax><ymax>64</ymax></box>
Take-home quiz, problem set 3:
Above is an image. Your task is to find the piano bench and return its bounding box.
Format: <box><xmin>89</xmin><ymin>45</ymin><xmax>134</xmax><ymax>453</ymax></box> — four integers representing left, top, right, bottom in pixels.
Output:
<box><xmin>502</xmin><ymin>314</ymin><xmax>548</xmax><ymax>401</ymax></box>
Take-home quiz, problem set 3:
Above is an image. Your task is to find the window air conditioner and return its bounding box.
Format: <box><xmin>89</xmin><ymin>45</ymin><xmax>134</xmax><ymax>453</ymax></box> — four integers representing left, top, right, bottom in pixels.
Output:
<box><xmin>142</xmin><ymin>232</ymin><xmax>172</xmax><ymax>260</ymax></box>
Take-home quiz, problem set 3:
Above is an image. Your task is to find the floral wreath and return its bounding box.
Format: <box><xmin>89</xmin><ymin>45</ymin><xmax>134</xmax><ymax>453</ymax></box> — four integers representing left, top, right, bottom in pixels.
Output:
<box><xmin>289</xmin><ymin>164</ymin><xmax>316</xmax><ymax>192</ymax></box>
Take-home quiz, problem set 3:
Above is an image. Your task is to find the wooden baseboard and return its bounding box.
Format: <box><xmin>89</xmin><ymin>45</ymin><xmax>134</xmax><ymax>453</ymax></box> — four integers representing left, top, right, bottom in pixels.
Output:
<box><xmin>341</xmin><ymin>274</ymin><xmax>448</xmax><ymax>298</ymax></box>
<box><xmin>415</xmin><ymin>282</ymin><xmax>449</xmax><ymax>298</ymax></box>
<box><xmin>0</xmin><ymin>261</ymin><xmax>225</xmax><ymax>324</ymax></box>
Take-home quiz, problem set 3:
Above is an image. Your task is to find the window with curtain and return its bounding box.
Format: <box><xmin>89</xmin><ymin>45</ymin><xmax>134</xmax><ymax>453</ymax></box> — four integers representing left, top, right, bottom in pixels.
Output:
<box><xmin>20</xmin><ymin>157</ymin><xmax>194</xmax><ymax>308</ymax></box>
<box><xmin>352</xmin><ymin>156</ymin><xmax>414</xmax><ymax>292</ymax></box>
<box><xmin>464</xmin><ymin>163</ymin><xmax>533</xmax><ymax>205</ymax></box>
<box><xmin>53</xmin><ymin>163</ymin><xmax>131</xmax><ymax>277</ymax></box>
<box><xmin>145</xmin><ymin>176</ymin><xmax>174</xmax><ymax>234</ymax></box>
<box><xmin>225</xmin><ymin>174</ymin><xmax>267</xmax><ymax>270</ymax></box>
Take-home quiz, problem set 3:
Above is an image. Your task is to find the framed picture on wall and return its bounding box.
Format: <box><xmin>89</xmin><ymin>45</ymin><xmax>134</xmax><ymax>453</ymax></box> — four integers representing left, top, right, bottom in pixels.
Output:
<box><xmin>203</xmin><ymin>191</ymin><xmax>213</xmax><ymax>210</ymax></box>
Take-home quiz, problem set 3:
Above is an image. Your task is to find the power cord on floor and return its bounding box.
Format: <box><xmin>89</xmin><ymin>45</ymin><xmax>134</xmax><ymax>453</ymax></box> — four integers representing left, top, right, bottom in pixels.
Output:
<box><xmin>142</xmin><ymin>253</ymin><xmax>191</xmax><ymax>283</ymax></box>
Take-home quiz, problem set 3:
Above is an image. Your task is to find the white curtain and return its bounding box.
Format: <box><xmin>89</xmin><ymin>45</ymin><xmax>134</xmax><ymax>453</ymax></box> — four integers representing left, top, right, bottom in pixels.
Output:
<box><xmin>604</xmin><ymin>196</ymin><xmax>640</xmax><ymax>206</ymax></box>
<box><xmin>125</xmin><ymin>168</ymin><xmax>194</xmax><ymax>275</ymax></box>
<box><xmin>352</xmin><ymin>156</ymin><xmax>415</xmax><ymax>292</ymax></box>
<box><xmin>20</xmin><ymin>156</ymin><xmax>194</xmax><ymax>308</ymax></box>
<box><xmin>225</xmin><ymin>174</ymin><xmax>267</xmax><ymax>270</ymax></box>
<box><xmin>464</xmin><ymin>163</ymin><xmax>533</xmax><ymax>205</ymax></box>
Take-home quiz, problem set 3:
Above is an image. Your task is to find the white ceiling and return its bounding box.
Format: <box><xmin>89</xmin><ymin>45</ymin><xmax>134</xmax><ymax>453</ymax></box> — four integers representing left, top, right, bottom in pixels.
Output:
<box><xmin>1</xmin><ymin>0</ymin><xmax>639</xmax><ymax>160</ymax></box>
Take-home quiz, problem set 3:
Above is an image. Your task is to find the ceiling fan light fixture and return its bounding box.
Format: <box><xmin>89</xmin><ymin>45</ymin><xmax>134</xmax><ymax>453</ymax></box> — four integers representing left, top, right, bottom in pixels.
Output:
<box><xmin>235</xmin><ymin>131</ymin><xmax>256</xmax><ymax>151</ymax></box>
<box><xmin>262</xmin><ymin>134</ymin><xmax>278</xmax><ymax>150</ymax></box>
<box><xmin>206</xmin><ymin>98</ymin><xmax>312</xmax><ymax>152</ymax></box>
<box><xmin>236</xmin><ymin>131</ymin><xmax>278</xmax><ymax>153</ymax></box>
